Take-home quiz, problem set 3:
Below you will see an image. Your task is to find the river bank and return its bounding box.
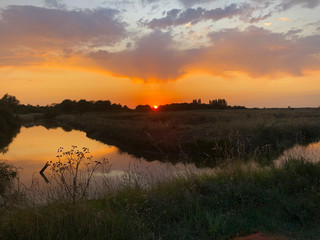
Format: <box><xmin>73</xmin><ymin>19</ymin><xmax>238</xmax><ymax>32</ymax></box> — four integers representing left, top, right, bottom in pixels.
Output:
<box><xmin>1</xmin><ymin>159</ymin><xmax>320</xmax><ymax>239</ymax></box>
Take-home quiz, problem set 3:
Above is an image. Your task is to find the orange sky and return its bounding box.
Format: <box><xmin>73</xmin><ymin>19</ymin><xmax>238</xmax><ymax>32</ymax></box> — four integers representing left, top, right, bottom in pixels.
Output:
<box><xmin>0</xmin><ymin>1</ymin><xmax>320</xmax><ymax>108</ymax></box>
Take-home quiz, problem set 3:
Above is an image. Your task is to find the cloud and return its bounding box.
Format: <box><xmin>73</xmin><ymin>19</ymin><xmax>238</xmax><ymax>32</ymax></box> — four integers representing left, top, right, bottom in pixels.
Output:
<box><xmin>141</xmin><ymin>0</ymin><xmax>159</xmax><ymax>4</ymax></box>
<box><xmin>278</xmin><ymin>0</ymin><xmax>320</xmax><ymax>10</ymax></box>
<box><xmin>143</xmin><ymin>3</ymin><xmax>263</xmax><ymax>29</ymax></box>
<box><xmin>308</xmin><ymin>20</ymin><xmax>320</xmax><ymax>32</ymax></box>
<box><xmin>0</xmin><ymin>5</ymin><xmax>127</xmax><ymax>49</ymax></box>
<box><xmin>286</xmin><ymin>29</ymin><xmax>303</xmax><ymax>36</ymax></box>
<box><xmin>90</xmin><ymin>27</ymin><xmax>320</xmax><ymax>82</ymax></box>
<box><xmin>1</xmin><ymin>4</ymin><xmax>319</xmax><ymax>82</ymax></box>
<box><xmin>278</xmin><ymin>17</ymin><xmax>290</xmax><ymax>21</ymax></box>
<box><xmin>178</xmin><ymin>0</ymin><xmax>215</xmax><ymax>8</ymax></box>
<box><xmin>44</xmin><ymin>0</ymin><xmax>65</xmax><ymax>9</ymax></box>
<box><xmin>199</xmin><ymin>27</ymin><xmax>320</xmax><ymax>77</ymax></box>
<box><xmin>90</xmin><ymin>30</ymin><xmax>194</xmax><ymax>81</ymax></box>
<box><xmin>0</xmin><ymin>5</ymin><xmax>127</xmax><ymax>66</ymax></box>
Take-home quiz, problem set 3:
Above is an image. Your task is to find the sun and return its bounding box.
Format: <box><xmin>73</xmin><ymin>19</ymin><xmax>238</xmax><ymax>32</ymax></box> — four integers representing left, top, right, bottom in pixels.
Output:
<box><xmin>153</xmin><ymin>105</ymin><xmax>158</xmax><ymax>110</ymax></box>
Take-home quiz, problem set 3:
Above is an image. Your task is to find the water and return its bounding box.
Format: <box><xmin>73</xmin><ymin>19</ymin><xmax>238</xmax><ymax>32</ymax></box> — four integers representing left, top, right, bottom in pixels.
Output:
<box><xmin>0</xmin><ymin>126</ymin><xmax>207</xmax><ymax>189</ymax></box>
<box><xmin>4</xmin><ymin>125</ymin><xmax>318</xmax><ymax>197</ymax></box>
<box><xmin>275</xmin><ymin>141</ymin><xmax>320</xmax><ymax>166</ymax></box>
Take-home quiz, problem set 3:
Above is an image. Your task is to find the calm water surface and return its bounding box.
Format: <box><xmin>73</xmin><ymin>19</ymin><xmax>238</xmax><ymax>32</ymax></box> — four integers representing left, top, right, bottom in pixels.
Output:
<box><xmin>0</xmin><ymin>126</ymin><xmax>204</xmax><ymax>187</ymax></box>
<box><xmin>276</xmin><ymin>141</ymin><xmax>320</xmax><ymax>166</ymax></box>
<box><xmin>2</xmin><ymin>126</ymin><xmax>319</xmax><ymax>188</ymax></box>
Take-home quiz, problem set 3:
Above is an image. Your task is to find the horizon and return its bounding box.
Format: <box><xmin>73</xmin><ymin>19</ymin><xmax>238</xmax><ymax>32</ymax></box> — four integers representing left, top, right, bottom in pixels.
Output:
<box><xmin>0</xmin><ymin>0</ymin><xmax>320</xmax><ymax>108</ymax></box>
<box><xmin>9</xmin><ymin>95</ymin><xmax>320</xmax><ymax>109</ymax></box>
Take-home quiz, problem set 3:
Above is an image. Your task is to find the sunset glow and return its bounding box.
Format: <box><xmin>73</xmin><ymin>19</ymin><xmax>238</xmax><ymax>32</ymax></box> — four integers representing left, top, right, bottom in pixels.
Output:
<box><xmin>0</xmin><ymin>1</ymin><xmax>319</xmax><ymax>107</ymax></box>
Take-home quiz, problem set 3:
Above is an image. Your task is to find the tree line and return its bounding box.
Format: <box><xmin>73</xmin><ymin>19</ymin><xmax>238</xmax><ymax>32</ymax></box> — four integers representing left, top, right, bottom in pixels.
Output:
<box><xmin>0</xmin><ymin>94</ymin><xmax>245</xmax><ymax>116</ymax></box>
<box><xmin>136</xmin><ymin>99</ymin><xmax>245</xmax><ymax>112</ymax></box>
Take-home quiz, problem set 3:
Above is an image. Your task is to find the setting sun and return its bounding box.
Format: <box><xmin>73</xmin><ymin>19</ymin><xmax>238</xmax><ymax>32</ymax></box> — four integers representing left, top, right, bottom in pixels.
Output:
<box><xmin>153</xmin><ymin>105</ymin><xmax>158</xmax><ymax>109</ymax></box>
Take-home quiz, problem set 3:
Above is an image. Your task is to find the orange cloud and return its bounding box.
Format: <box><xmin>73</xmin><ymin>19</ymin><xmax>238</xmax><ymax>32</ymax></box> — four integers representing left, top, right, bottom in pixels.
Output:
<box><xmin>90</xmin><ymin>27</ymin><xmax>320</xmax><ymax>81</ymax></box>
<box><xmin>1</xmin><ymin>6</ymin><xmax>320</xmax><ymax>84</ymax></box>
<box><xmin>0</xmin><ymin>5</ymin><xmax>126</xmax><ymax>67</ymax></box>
<box><xmin>278</xmin><ymin>17</ymin><xmax>290</xmax><ymax>22</ymax></box>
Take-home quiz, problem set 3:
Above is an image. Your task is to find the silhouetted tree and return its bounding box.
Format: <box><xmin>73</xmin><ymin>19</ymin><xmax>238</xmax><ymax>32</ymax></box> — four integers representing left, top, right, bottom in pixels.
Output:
<box><xmin>0</xmin><ymin>94</ymin><xmax>20</xmax><ymax>111</ymax></box>
<box><xmin>59</xmin><ymin>99</ymin><xmax>76</xmax><ymax>112</ymax></box>
<box><xmin>135</xmin><ymin>105</ymin><xmax>152</xmax><ymax>112</ymax></box>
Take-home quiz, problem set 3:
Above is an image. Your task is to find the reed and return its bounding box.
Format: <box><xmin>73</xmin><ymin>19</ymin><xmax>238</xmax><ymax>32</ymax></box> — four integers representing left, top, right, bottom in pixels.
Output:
<box><xmin>1</xmin><ymin>158</ymin><xmax>320</xmax><ymax>239</ymax></box>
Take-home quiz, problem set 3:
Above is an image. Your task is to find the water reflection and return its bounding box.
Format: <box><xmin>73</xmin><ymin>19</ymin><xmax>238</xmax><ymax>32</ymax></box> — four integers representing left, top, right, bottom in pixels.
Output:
<box><xmin>0</xmin><ymin>126</ymin><xmax>208</xmax><ymax>188</ymax></box>
<box><xmin>275</xmin><ymin>141</ymin><xmax>320</xmax><ymax>167</ymax></box>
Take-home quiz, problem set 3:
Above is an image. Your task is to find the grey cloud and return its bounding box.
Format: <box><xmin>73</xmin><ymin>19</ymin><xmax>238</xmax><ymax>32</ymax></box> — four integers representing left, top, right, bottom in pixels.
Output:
<box><xmin>308</xmin><ymin>20</ymin><xmax>320</xmax><ymax>32</ymax></box>
<box><xmin>44</xmin><ymin>0</ymin><xmax>65</xmax><ymax>9</ymax></box>
<box><xmin>286</xmin><ymin>29</ymin><xmax>303</xmax><ymax>36</ymax></box>
<box><xmin>178</xmin><ymin>0</ymin><xmax>215</xmax><ymax>8</ymax></box>
<box><xmin>141</xmin><ymin>0</ymin><xmax>159</xmax><ymax>4</ymax></box>
<box><xmin>143</xmin><ymin>4</ymin><xmax>265</xmax><ymax>29</ymax></box>
<box><xmin>90</xmin><ymin>30</ymin><xmax>194</xmax><ymax>81</ymax></box>
<box><xmin>89</xmin><ymin>27</ymin><xmax>320</xmax><ymax>81</ymax></box>
<box><xmin>204</xmin><ymin>26</ymin><xmax>320</xmax><ymax>76</ymax></box>
<box><xmin>0</xmin><ymin>5</ymin><xmax>127</xmax><ymax>49</ymax></box>
<box><xmin>279</xmin><ymin>0</ymin><xmax>320</xmax><ymax>10</ymax></box>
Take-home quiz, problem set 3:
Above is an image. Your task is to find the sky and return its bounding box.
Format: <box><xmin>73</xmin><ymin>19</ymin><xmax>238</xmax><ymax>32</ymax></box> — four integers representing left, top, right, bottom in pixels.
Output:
<box><xmin>0</xmin><ymin>0</ymin><xmax>319</xmax><ymax>108</ymax></box>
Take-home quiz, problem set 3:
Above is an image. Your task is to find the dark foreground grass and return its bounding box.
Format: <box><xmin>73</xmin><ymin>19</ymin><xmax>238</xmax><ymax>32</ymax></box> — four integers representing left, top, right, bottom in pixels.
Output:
<box><xmin>1</xmin><ymin>159</ymin><xmax>320</xmax><ymax>240</ymax></box>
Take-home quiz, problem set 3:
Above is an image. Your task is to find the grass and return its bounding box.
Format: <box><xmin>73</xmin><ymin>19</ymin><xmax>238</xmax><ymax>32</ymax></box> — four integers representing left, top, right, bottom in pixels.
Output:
<box><xmin>5</xmin><ymin>108</ymin><xmax>320</xmax><ymax>239</ymax></box>
<box><xmin>53</xmin><ymin>108</ymin><xmax>320</xmax><ymax>166</ymax></box>
<box><xmin>2</xmin><ymin>159</ymin><xmax>320</xmax><ymax>239</ymax></box>
<box><xmin>0</xmin><ymin>161</ymin><xmax>17</xmax><ymax>205</ymax></box>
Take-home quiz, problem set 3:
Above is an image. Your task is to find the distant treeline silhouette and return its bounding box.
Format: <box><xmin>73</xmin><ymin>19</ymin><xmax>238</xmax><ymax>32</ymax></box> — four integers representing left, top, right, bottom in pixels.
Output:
<box><xmin>0</xmin><ymin>94</ymin><xmax>245</xmax><ymax>116</ymax></box>
<box><xmin>2</xmin><ymin>97</ymin><xmax>131</xmax><ymax>115</ymax></box>
<box><xmin>136</xmin><ymin>99</ymin><xmax>245</xmax><ymax>112</ymax></box>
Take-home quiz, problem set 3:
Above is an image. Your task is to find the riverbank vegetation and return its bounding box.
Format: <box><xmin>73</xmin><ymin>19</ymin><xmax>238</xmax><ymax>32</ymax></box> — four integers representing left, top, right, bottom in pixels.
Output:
<box><xmin>55</xmin><ymin>108</ymin><xmax>320</xmax><ymax>167</ymax></box>
<box><xmin>2</xmin><ymin>94</ymin><xmax>320</xmax><ymax>239</ymax></box>
<box><xmin>0</xmin><ymin>96</ymin><xmax>20</xmax><ymax>152</ymax></box>
<box><xmin>1</xmin><ymin>159</ymin><xmax>320</xmax><ymax>239</ymax></box>
<box><xmin>5</xmin><ymin>93</ymin><xmax>320</xmax><ymax>167</ymax></box>
<box><xmin>0</xmin><ymin>162</ymin><xmax>17</xmax><ymax>205</ymax></box>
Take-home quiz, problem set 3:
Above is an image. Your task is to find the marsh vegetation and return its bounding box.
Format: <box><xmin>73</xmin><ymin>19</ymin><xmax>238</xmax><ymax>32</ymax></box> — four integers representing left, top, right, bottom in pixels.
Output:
<box><xmin>56</xmin><ymin>108</ymin><xmax>320</xmax><ymax>167</ymax></box>
<box><xmin>2</xmin><ymin>158</ymin><xmax>320</xmax><ymax>239</ymax></box>
<box><xmin>1</xmin><ymin>94</ymin><xmax>320</xmax><ymax>239</ymax></box>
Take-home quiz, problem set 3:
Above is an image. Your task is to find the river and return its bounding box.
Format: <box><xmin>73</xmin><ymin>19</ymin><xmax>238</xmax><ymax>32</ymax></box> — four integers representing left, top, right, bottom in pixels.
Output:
<box><xmin>0</xmin><ymin>125</ymin><xmax>207</xmax><ymax>189</ymax></box>
<box><xmin>1</xmin><ymin>125</ymin><xmax>319</xmax><ymax>194</ymax></box>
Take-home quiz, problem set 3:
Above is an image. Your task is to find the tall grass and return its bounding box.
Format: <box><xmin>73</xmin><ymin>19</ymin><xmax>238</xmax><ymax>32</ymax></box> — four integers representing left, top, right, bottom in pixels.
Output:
<box><xmin>1</xmin><ymin>158</ymin><xmax>320</xmax><ymax>239</ymax></box>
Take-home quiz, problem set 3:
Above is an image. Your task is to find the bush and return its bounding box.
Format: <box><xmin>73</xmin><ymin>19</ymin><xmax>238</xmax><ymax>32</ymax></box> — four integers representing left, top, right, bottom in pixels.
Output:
<box><xmin>0</xmin><ymin>162</ymin><xmax>17</xmax><ymax>205</ymax></box>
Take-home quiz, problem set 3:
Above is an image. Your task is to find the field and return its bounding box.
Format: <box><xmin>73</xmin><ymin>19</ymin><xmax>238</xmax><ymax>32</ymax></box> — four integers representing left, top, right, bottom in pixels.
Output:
<box><xmin>1</xmin><ymin>108</ymin><xmax>320</xmax><ymax>239</ymax></box>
